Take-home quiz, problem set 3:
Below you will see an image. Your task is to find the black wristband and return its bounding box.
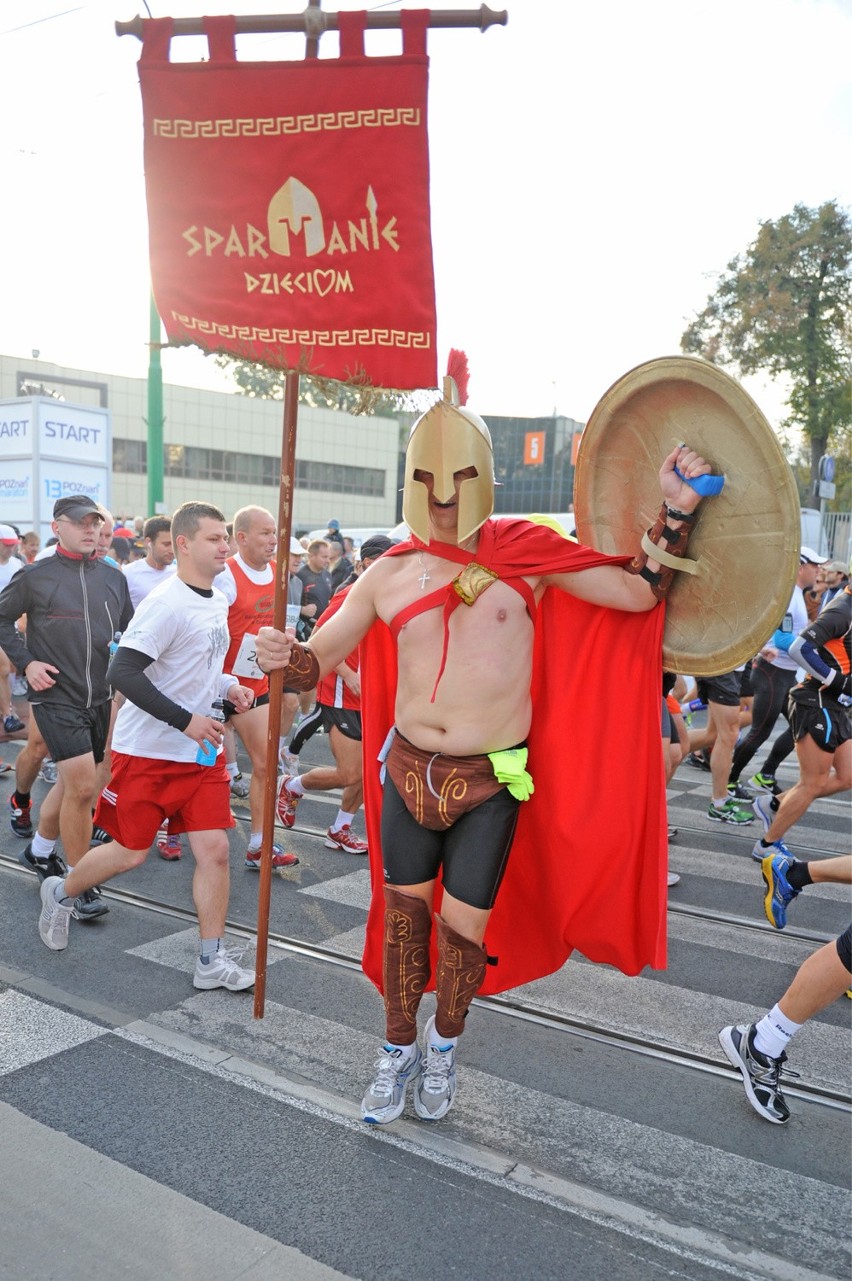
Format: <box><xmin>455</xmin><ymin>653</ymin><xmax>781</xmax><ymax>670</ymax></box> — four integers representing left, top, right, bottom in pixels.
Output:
<box><xmin>664</xmin><ymin>504</ymin><xmax>696</xmax><ymax>525</ymax></box>
<box><xmin>638</xmin><ymin>564</ymin><xmax>662</xmax><ymax>588</ymax></box>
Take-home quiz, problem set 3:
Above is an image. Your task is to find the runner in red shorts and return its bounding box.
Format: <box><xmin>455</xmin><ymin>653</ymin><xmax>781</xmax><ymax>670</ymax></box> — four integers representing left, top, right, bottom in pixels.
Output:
<box><xmin>36</xmin><ymin>502</ymin><xmax>258</xmax><ymax>992</ymax></box>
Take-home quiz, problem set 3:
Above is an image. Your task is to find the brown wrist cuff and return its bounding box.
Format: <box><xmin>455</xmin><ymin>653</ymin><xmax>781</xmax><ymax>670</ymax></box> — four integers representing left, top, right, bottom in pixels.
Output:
<box><xmin>283</xmin><ymin>642</ymin><xmax>320</xmax><ymax>691</ymax></box>
<box><xmin>626</xmin><ymin>502</ymin><xmax>696</xmax><ymax>601</ymax></box>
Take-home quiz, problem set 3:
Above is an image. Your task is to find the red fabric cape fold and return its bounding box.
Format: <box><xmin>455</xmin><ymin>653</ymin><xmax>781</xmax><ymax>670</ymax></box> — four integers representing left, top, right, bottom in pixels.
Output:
<box><xmin>359</xmin><ymin>518</ymin><xmax>667</xmax><ymax>996</ymax></box>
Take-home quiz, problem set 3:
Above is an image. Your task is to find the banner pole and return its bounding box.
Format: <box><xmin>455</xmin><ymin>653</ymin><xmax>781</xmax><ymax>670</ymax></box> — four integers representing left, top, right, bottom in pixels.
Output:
<box><xmin>253</xmin><ymin>367</ymin><xmax>300</xmax><ymax>1019</ymax></box>
<box><xmin>117</xmin><ymin>6</ymin><xmax>507</xmax><ymax>39</ymax></box>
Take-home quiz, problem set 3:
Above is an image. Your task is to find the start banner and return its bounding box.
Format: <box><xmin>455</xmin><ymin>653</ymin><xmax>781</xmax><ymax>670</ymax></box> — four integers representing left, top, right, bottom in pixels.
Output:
<box><xmin>139</xmin><ymin>12</ymin><xmax>437</xmax><ymax>390</ymax></box>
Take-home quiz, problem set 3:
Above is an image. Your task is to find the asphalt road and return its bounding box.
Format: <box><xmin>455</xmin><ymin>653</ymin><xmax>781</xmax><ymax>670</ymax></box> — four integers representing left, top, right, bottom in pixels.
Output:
<box><xmin>0</xmin><ymin>711</ymin><xmax>849</xmax><ymax>1281</ymax></box>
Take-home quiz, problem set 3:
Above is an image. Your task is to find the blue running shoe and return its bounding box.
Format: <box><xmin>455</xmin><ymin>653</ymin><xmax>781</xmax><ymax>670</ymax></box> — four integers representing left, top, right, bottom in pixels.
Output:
<box><xmin>752</xmin><ymin>836</ymin><xmax>792</xmax><ymax>864</ymax></box>
<box><xmin>761</xmin><ymin>854</ymin><xmax>799</xmax><ymax>929</ymax></box>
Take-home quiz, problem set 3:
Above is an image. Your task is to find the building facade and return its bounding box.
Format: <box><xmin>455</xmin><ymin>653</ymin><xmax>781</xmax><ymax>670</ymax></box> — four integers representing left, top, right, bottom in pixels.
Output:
<box><xmin>0</xmin><ymin>354</ymin><xmax>402</xmax><ymax>533</ymax></box>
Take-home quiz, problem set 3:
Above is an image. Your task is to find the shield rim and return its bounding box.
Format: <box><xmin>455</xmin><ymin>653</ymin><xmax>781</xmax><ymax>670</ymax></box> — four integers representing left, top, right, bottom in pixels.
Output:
<box><xmin>575</xmin><ymin>355</ymin><xmax>800</xmax><ymax>676</ymax></box>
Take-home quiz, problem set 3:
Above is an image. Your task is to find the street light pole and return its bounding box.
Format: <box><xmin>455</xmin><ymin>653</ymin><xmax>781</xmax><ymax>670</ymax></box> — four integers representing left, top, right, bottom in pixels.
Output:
<box><xmin>147</xmin><ymin>291</ymin><xmax>165</xmax><ymax>516</ymax></box>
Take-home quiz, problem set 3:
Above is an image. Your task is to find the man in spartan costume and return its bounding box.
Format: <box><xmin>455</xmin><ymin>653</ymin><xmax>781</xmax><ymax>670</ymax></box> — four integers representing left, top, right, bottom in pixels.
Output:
<box><xmin>257</xmin><ymin>374</ymin><xmax>714</xmax><ymax>1124</ymax></box>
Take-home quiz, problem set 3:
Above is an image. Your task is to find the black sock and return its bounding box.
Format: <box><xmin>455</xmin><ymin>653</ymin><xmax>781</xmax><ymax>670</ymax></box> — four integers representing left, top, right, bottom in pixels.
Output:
<box><xmin>13</xmin><ymin>790</ymin><xmax>31</xmax><ymax>807</ymax></box>
<box><xmin>770</xmin><ymin>796</ymin><xmax>780</xmax><ymax>812</ymax></box>
<box><xmin>786</xmin><ymin>860</ymin><xmax>813</xmax><ymax>891</ymax></box>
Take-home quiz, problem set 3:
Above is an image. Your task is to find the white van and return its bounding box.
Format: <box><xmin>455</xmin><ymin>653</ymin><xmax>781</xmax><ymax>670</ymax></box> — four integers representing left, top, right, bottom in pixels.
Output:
<box><xmin>305</xmin><ymin>525</ymin><xmax>393</xmax><ymax>549</ymax></box>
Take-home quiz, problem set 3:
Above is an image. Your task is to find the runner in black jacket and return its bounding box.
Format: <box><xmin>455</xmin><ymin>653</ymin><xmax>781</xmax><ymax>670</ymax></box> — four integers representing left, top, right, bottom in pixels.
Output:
<box><xmin>0</xmin><ymin>496</ymin><xmax>132</xmax><ymax>914</ymax></box>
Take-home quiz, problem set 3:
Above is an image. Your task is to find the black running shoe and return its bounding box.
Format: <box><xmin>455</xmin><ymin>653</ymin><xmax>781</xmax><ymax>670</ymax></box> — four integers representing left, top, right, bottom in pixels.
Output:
<box><xmin>73</xmin><ymin>887</ymin><xmax>109</xmax><ymax>921</ymax></box>
<box><xmin>90</xmin><ymin>825</ymin><xmax>112</xmax><ymax>846</ymax></box>
<box><xmin>684</xmin><ymin>752</ymin><xmax>712</xmax><ymax>772</ymax></box>
<box><xmin>18</xmin><ymin>844</ymin><xmax>68</xmax><ymax>882</ymax></box>
<box><xmin>10</xmin><ymin>793</ymin><xmax>33</xmax><ymax>838</ymax></box>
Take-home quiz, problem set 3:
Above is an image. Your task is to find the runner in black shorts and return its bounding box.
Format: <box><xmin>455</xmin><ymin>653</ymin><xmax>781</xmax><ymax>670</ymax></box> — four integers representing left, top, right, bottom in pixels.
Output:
<box><xmin>0</xmin><ymin>496</ymin><xmax>133</xmax><ymax>918</ymax></box>
<box><xmin>687</xmin><ymin>670</ymin><xmax>754</xmax><ymax>823</ymax></box>
<box><xmin>753</xmin><ymin>585</ymin><xmax>850</xmax><ymax>862</ymax></box>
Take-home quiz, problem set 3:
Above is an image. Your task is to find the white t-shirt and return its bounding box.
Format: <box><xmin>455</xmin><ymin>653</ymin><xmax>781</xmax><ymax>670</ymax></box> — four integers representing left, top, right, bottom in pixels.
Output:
<box><xmin>772</xmin><ymin>584</ymin><xmax>808</xmax><ymax>672</ymax></box>
<box><xmin>0</xmin><ymin>555</ymin><xmax>25</xmax><ymax>592</ymax></box>
<box><xmin>124</xmin><ymin>556</ymin><xmax>177</xmax><ymax>610</ymax></box>
<box><xmin>112</xmin><ymin>574</ymin><xmax>232</xmax><ymax>762</ymax></box>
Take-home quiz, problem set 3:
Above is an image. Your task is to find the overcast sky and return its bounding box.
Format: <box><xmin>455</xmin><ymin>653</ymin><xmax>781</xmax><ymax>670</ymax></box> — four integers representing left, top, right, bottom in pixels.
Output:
<box><xmin>2</xmin><ymin>0</ymin><xmax>850</xmax><ymax>427</ymax></box>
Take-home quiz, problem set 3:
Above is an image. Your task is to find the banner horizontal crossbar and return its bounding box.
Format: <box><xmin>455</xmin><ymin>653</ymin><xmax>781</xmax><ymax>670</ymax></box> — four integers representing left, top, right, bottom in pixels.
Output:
<box><xmin>116</xmin><ymin>6</ymin><xmax>508</xmax><ymax>39</ymax></box>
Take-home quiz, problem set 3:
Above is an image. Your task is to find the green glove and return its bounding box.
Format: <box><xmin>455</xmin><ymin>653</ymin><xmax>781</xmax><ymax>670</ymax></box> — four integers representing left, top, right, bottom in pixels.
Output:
<box><xmin>488</xmin><ymin>747</ymin><xmax>534</xmax><ymax>802</ymax></box>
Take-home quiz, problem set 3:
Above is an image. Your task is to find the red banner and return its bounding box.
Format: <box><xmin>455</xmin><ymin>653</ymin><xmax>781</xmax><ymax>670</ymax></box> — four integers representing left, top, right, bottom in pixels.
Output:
<box><xmin>138</xmin><ymin>12</ymin><xmax>437</xmax><ymax>390</ymax></box>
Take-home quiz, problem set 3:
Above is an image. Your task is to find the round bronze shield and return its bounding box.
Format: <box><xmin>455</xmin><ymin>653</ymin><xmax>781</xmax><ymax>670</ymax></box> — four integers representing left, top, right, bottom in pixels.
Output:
<box><xmin>575</xmin><ymin>356</ymin><xmax>800</xmax><ymax>676</ymax></box>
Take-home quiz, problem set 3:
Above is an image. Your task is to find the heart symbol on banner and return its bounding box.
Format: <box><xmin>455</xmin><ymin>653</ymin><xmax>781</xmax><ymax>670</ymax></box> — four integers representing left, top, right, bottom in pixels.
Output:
<box><xmin>313</xmin><ymin>270</ymin><xmax>336</xmax><ymax>297</ymax></box>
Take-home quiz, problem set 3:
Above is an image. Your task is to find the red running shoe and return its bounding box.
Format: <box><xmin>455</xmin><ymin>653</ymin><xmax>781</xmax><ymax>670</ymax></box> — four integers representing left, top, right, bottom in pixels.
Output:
<box><xmin>245</xmin><ymin>843</ymin><xmax>299</xmax><ymax>870</ymax></box>
<box><xmin>275</xmin><ymin>775</ymin><xmax>301</xmax><ymax>829</ymax></box>
<box><xmin>324</xmin><ymin>824</ymin><xmax>368</xmax><ymax>854</ymax></box>
<box><xmin>156</xmin><ymin>821</ymin><xmax>182</xmax><ymax>861</ymax></box>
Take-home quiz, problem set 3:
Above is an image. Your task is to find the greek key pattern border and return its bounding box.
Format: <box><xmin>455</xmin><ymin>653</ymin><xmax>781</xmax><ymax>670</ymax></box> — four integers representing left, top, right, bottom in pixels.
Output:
<box><xmin>154</xmin><ymin>107</ymin><xmax>421</xmax><ymax>139</ymax></box>
<box><xmin>172</xmin><ymin>312</ymin><xmax>432</xmax><ymax>349</ymax></box>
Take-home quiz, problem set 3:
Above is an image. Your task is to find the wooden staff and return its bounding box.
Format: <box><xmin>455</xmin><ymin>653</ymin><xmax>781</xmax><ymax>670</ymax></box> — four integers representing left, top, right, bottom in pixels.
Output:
<box><xmin>116</xmin><ymin>6</ymin><xmax>508</xmax><ymax>39</ymax></box>
<box><xmin>119</xmin><ymin>3</ymin><xmax>507</xmax><ymax>1018</ymax></box>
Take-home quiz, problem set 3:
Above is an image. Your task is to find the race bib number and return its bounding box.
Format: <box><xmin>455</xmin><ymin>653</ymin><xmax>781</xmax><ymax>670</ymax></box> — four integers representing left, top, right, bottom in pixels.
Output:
<box><xmin>232</xmin><ymin>632</ymin><xmax>263</xmax><ymax>680</ymax></box>
<box><xmin>286</xmin><ymin>604</ymin><xmax>301</xmax><ymax>632</ymax></box>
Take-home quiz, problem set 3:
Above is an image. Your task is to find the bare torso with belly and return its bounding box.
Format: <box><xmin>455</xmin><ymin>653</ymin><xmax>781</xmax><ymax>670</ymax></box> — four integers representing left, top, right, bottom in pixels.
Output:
<box><xmin>371</xmin><ymin>548</ymin><xmax>539</xmax><ymax>756</ymax></box>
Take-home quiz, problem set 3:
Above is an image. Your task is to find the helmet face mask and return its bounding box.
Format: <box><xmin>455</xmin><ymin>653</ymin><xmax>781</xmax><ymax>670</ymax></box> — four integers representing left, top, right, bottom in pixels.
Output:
<box><xmin>403</xmin><ymin>400</ymin><xmax>494</xmax><ymax>544</ymax></box>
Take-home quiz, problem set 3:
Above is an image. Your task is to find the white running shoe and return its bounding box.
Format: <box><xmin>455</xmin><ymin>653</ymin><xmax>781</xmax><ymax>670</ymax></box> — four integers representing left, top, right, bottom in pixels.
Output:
<box><xmin>667</xmin><ymin>871</ymin><xmax>681</xmax><ymax>887</ymax></box>
<box><xmin>229</xmin><ymin>772</ymin><xmax>250</xmax><ymax>798</ymax></box>
<box><xmin>413</xmin><ymin>1015</ymin><xmax>458</xmax><ymax>1121</ymax></box>
<box><xmin>39</xmin><ymin>876</ymin><xmax>73</xmax><ymax>951</ymax></box>
<box><xmin>361</xmin><ymin>1044</ymin><xmax>422</xmax><ymax>1124</ymax></box>
<box><xmin>193</xmin><ymin>944</ymin><xmax>255</xmax><ymax>991</ymax></box>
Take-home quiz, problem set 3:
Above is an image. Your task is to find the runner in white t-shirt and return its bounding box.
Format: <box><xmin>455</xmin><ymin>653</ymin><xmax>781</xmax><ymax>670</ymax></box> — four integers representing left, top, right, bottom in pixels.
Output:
<box><xmin>36</xmin><ymin>501</ymin><xmax>259</xmax><ymax>993</ymax></box>
<box><xmin>123</xmin><ymin>515</ymin><xmax>176</xmax><ymax>610</ymax></box>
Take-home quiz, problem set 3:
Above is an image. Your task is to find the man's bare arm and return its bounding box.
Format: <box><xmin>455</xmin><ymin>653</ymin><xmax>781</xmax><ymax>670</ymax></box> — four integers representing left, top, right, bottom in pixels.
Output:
<box><xmin>256</xmin><ymin>570</ymin><xmax>379</xmax><ymax>678</ymax></box>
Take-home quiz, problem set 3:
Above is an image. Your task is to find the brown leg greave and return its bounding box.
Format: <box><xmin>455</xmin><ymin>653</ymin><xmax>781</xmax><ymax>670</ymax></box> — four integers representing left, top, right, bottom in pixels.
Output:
<box><xmin>434</xmin><ymin>913</ymin><xmax>488</xmax><ymax>1039</ymax></box>
<box><xmin>382</xmin><ymin>886</ymin><xmax>432</xmax><ymax>1045</ymax></box>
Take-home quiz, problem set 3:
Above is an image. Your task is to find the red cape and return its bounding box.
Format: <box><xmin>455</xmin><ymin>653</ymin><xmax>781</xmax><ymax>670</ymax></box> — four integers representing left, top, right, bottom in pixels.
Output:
<box><xmin>359</xmin><ymin>518</ymin><xmax>667</xmax><ymax>996</ymax></box>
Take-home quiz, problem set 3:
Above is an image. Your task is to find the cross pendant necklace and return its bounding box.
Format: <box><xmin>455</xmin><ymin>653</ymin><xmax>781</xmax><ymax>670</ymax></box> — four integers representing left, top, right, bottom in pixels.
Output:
<box><xmin>418</xmin><ymin>552</ymin><xmax>431</xmax><ymax>590</ymax></box>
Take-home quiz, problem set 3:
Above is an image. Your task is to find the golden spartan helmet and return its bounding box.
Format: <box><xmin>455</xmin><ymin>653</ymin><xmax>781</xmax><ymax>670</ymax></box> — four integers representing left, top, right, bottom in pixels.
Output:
<box><xmin>403</xmin><ymin>376</ymin><xmax>495</xmax><ymax>545</ymax></box>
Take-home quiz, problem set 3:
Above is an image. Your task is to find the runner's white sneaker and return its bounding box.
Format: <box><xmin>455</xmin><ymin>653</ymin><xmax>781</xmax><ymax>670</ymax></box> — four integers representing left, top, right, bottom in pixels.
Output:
<box><xmin>39</xmin><ymin>876</ymin><xmax>73</xmax><ymax>951</ymax></box>
<box><xmin>193</xmin><ymin>944</ymin><xmax>255</xmax><ymax>991</ymax></box>
<box><xmin>361</xmin><ymin>1044</ymin><xmax>422</xmax><ymax>1124</ymax></box>
<box><xmin>413</xmin><ymin>1015</ymin><xmax>458</xmax><ymax>1121</ymax></box>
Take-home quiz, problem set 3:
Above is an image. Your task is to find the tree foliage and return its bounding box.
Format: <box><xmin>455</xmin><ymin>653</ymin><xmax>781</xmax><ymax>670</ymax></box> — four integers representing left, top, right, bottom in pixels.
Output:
<box><xmin>214</xmin><ymin>353</ymin><xmax>431</xmax><ymax>417</ymax></box>
<box><xmin>681</xmin><ymin>201</ymin><xmax>852</xmax><ymax>491</ymax></box>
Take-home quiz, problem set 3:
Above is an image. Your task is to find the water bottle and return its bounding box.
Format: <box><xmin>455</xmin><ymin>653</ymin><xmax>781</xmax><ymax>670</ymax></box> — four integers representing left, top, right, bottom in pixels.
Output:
<box><xmin>680</xmin><ymin>698</ymin><xmax>706</xmax><ymax>715</ymax></box>
<box><xmin>196</xmin><ymin>698</ymin><xmax>226</xmax><ymax>767</ymax></box>
<box><xmin>109</xmin><ymin>631</ymin><xmax>122</xmax><ymax>658</ymax></box>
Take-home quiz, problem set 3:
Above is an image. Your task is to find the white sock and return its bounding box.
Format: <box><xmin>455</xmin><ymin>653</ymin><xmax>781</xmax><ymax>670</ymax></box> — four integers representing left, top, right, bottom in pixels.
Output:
<box><xmin>429</xmin><ymin>1025</ymin><xmax>458</xmax><ymax>1051</ymax></box>
<box><xmin>225</xmin><ymin>761</ymin><xmax>239</xmax><ymax>779</ymax></box>
<box><xmin>753</xmin><ymin>1005</ymin><xmax>802</xmax><ymax>1059</ymax></box>
<box><xmin>712</xmin><ymin>796</ymin><xmax>728</xmax><ymax>808</ymax></box>
<box><xmin>385</xmin><ymin>1040</ymin><xmax>416</xmax><ymax>1058</ymax></box>
<box><xmin>31</xmin><ymin>832</ymin><xmax>56</xmax><ymax>858</ymax></box>
<box><xmin>286</xmin><ymin>776</ymin><xmax>305</xmax><ymax>797</ymax></box>
<box><xmin>248</xmin><ymin>833</ymin><xmax>262</xmax><ymax>851</ymax></box>
<box><xmin>333</xmin><ymin>809</ymin><xmax>355</xmax><ymax>832</ymax></box>
<box><xmin>199</xmin><ymin>936</ymin><xmax>223</xmax><ymax>962</ymax></box>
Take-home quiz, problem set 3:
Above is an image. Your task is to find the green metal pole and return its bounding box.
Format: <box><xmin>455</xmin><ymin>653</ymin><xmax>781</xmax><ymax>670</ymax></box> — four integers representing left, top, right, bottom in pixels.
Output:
<box><xmin>147</xmin><ymin>291</ymin><xmax>164</xmax><ymax>515</ymax></box>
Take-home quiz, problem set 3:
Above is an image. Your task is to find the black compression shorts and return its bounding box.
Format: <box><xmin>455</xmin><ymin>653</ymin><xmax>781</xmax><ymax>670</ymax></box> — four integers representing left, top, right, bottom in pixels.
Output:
<box><xmin>836</xmin><ymin>925</ymin><xmax>851</xmax><ymax>974</ymax></box>
<box><xmin>380</xmin><ymin>771</ymin><xmax>520</xmax><ymax>910</ymax></box>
